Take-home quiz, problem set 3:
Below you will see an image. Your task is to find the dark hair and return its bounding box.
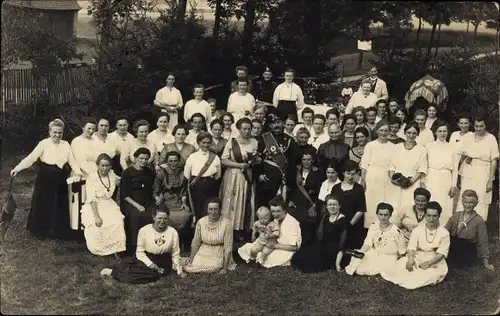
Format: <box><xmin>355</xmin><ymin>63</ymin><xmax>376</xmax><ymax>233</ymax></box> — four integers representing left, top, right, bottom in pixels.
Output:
<box><xmin>114</xmin><ymin>115</ymin><xmax>130</xmax><ymax>125</ymax></box>
<box><xmin>164</xmin><ymin>151</ymin><xmax>181</xmax><ymax>161</ymax></box>
<box><xmin>366</xmin><ymin>106</ymin><xmax>377</xmax><ymax>114</ymax></box>
<box><xmin>133</xmin><ymin>147</ymin><xmax>151</xmax><ymax>158</ymax></box>
<box><xmin>388</xmin><ymin>97</ymin><xmax>399</xmax><ymax>105</ymax></box>
<box><xmin>456</xmin><ymin>112</ymin><xmax>471</xmax><ymax>121</ymax></box>
<box><xmin>236</xmin><ymin>65</ymin><xmax>248</xmax><ymax>73</ymax></box>
<box><xmin>404</xmin><ymin>121</ymin><xmax>420</xmax><ymax>135</ymax></box>
<box><xmin>196</xmin><ymin>131</ymin><xmax>212</xmax><ymax>144</ymax></box>
<box><xmin>414</xmin><ymin>187</ymin><xmax>431</xmax><ymax>201</ymax></box>
<box><xmin>166</xmin><ymin>72</ymin><xmax>175</xmax><ymax>79</ymax></box>
<box><xmin>237</xmin><ymin>76</ymin><xmax>249</xmax><ymax>84</ymax></box>
<box><xmin>251</xmin><ymin>119</ymin><xmax>263</xmax><ymax>126</ymax></box>
<box><xmin>388</xmin><ymin>116</ymin><xmax>402</xmax><ymax>126</ymax></box>
<box><xmin>205</xmin><ymin>197</ymin><xmax>222</xmax><ymax>212</ymax></box>
<box><xmin>98</xmin><ymin>118</ymin><xmax>110</xmax><ymax>125</ymax></box>
<box><xmin>296</xmin><ymin>126</ymin><xmax>311</xmax><ymax>138</ymax></box>
<box><xmin>157</xmin><ymin>113</ymin><xmax>171</xmax><ymax>123</ymax></box>
<box><xmin>133</xmin><ymin>119</ymin><xmax>150</xmax><ymax>134</ymax></box>
<box><xmin>190</xmin><ymin>112</ymin><xmax>206</xmax><ymax>123</ymax></box>
<box><xmin>472</xmin><ymin>113</ymin><xmax>488</xmax><ymax>125</ymax></box>
<box><xmin>301</xmin><ymin>107</ymin><xmax>315</xmax><ymax>117</ymax></box>
<box><xmin>286</xmin><ymin>114</ymin><xmax>298</xmax><ymax>123</ymax></box>
<box><xmin>462</xmin><ymin>189</ymin><xmax>479</xmax><ymax>201</ymax></box>
<box><xmin>324</xmin><ymin>160</ymin><xmax>338</xmax><ymax>174</ymax></box>
<box><xmin>193</xmin><ymin>84</ymin><xmax>204</xmax><ymax>90</ymax></box>
<box><xmin>207</xmin><ymin>98</ymin><xmax>216</xmax><ymax>104</ymax></box>
<box><xmin>312</xmin><ymin>114</ymin><xmax>326</xmax><ymax>123</ymax></box>
<box><xmin>426</xmin><ymin>201</ymin><xmax>442</xmax><ymax>216</ymax></box>
<box><xmin>341</xmin><ymin>114</ymin><xmax>356</xmax><ymax>130</ymax></box>
<box><xmin>326</xmin><ymin>108</ymin><xmax>340</xmax><ymax>120</ymax></box>
<box><xmin>172</xmin><ymin>124</ymin><xmax>190</xmax><ymax>136</ymax></box>
<box><xmin>324</xmin><ymin>194</ymin><xmax>341</xmax><ymax>205</ymax></box>
<box><xmin>95</xmin><ymin>153</ymin><xmax>113</xmax><ymax>165</ymax></box>
<box><xmin>301</xmin><ymin>151</ymin><xmax>317</xmax><ymax>164</ymax></box>
<box><xmin>431</xmin><ymin>120</ymin><xmax>450</xmax><ymax>137</ymax></box>
<box><xmin>352</xmin><ymin>106</ymin><xmax>367</xmax><ymax>123</ymax></box>
<box><xmin>269</xmin><ymin>196</ymin><xmax>287</xmax><ymax>210</ymax></box>
<box><xmin>354</xmin><ymin>126</ymin><xmax>370</xmax><ymax>138</ymax></box>
<box><xmin>210</xmin><ymin>119</ymin><xmax>223</xmax><ymax>129</ymax></box>
<box><xmin>414</xmin><ymin>109</ymin><xmax>427</xmax><ymax>119</ymax></box>
<box><xmin>284</xmin><ymin>68</ymin><xmax>295</xmax><ymax>74</ymax></box>
<box><xmin>376</xmin><ymin>202</ymin><xmax>394</xmax><ymax>215</ymax></box>
<box><xmin>154</xmin><ymin>204</ymin><xmax>170</xmax><ymax>217</ymax></box>
<box><xmin>80</xmin><ymin>117</ymin><xmax>97</xmax><ymax>129</ymax></box>
<box><xmin>343</xmin><ymin>160</ymin><xmax>359</xmax><ymax>173</ymax></box>
<box><xmin>222</xmin><ymin>112</ymin><xmax>235</xmax><ymax>123</ymax></box>
<box><xmin>375</xmin><ymin>99</ymin><xmax>387</xmax><ymax>108</ymax></box>
<box><xmin>236</xmin><ymin>117</ymin><xmax>252</xmax><ymax>130</ymax></box>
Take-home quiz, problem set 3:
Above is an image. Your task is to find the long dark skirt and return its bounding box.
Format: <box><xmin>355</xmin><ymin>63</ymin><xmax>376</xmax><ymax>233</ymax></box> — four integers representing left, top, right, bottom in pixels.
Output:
<box><xmin>121</xmin><ymin>202</ymin><xmax>154</xmax><ymax>253</ymax></box>
<box><xmin>277</xmin><ymin>100</ymin><xmax>297</xmax><ymax>120</ymax></box>
<box><xmin>448</xmin><ymin>237</ymin><xmax>478</xmax><ymax>269</ymax></box>
<box><xmin>111</xmin><ymin>154</ymin><xmax>123</xmax><ymax>176</ymax></box>
<box><xmin>188</xmin><ymin>176</ymin><xmax>218</xmax><ymax>221</ymax></box>
<box><xmin>112</xmin><ymin>252</ymin><xmax>173</xmax><ymax>284</ymax></box>
<box><xmin>27</xmin><ymin>162</ymin><xmax>74</xmax><ymax>239</ymax></box>
<box><xmin>291</xmin><ymin>241</ymin><xmax>339</xmax><ymax>273</ymax></box>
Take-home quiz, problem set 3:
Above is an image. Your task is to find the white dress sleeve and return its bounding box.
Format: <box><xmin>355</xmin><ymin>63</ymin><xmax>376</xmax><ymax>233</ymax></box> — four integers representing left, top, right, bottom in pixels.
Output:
<box><xmin>85</xmin><ymin>173</ymin><xmax>99</xmax><ymax>203</ymax></box>
<box><xmin>14</xmin><ymin>140</ymin><xmax>45</xmax><ymax>171</ymax></box>
<box><xmin>136</xmin><ymin>227</ymin><xmax>153</xmax><ymax>267</ymax></box>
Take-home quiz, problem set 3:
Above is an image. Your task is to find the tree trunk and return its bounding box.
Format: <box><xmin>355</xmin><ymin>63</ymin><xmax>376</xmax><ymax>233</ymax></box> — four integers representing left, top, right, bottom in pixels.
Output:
<box><xmin>435</xmin><ymin>23</ymin><xmax>442</xmax><ymax>57</ymax></box>
<box><xmin>213</xmin><ymin>0</ymin><xmax>222</xmax><ymax>38</ymax></box>
<box><xmin>98</xmin><ymin>0</ymin><xmax>113</xmax><ymax>72</ymax></box>
<box><xmin>307</xmin><ymin>2</ymin><xmax>322</xmax><ymax>75</ymax></box>
<box><xmin>416</xmin><ymin>17</ymin><xmax>422</xmax><ymax>45</ymax></box>
<box><xmin>177</xmin><ymin>0</ymin><xmax>188</xmax><ymax>20</ymax></box>
<box><xmin>426</xmin><ymin>14</ymin><xmax>439</xmax><ymax>58</ymax></box>
<box><xmin>241</xmin><ymin>0</ymin><xmax>257</xmax><ymax>64</ymax></box>
<box><xmin>473</xmin><ymin>21</ymin><xmax>480</xmax><ymax>43</ymax></box>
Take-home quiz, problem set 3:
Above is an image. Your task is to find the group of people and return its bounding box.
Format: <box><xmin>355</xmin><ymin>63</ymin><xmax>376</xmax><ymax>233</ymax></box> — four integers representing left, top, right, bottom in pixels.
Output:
<box><xmin>9</xmin><ymin>64</ymin><xmax>498</xmax><ymax>289</ymax></box>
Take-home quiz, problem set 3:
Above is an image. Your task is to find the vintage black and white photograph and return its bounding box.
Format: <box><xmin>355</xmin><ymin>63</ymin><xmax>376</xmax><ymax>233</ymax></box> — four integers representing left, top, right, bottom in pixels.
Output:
<box><xmin>1</xmin><ymin>0</ymin><xmax>499</xmax><ymax>314</ymax></box>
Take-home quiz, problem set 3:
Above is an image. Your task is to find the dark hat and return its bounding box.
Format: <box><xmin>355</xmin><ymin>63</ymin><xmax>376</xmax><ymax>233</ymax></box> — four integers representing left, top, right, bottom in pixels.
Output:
<box><xmin>267</xmin><ymin>113</ymin><xmax>282</xmax><ymax>123</ymax></box>
<box><xmin>263</xmin><ymin>66</ymin><xmax>272</xmax><ymax>74</ymax></box>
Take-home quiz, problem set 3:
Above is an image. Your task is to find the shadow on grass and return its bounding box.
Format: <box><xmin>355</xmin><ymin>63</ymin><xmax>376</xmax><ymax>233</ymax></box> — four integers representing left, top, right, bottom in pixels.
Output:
<box><xmin>1</xmin><ymin>156</ymin><xmax>499</xmax><ymax>315</ymax></box>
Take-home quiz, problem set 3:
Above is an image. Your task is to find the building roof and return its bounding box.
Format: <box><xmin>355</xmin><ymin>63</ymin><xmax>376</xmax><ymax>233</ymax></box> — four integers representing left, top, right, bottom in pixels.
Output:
<box><xmin>4</xmin><ymin>0</ymin><xmax>81</xmax><ymax>11</ymax></box>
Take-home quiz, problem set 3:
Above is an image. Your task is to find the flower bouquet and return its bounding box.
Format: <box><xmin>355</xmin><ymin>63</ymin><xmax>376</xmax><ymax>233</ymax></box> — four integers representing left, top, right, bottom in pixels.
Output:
<box><xmin>245</xmin><ymin>149</ymin><xmax>262</xmax><ymax>167</ymax></box>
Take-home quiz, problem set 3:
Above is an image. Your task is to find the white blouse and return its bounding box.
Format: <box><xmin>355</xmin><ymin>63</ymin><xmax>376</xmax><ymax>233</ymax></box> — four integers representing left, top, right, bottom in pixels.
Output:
<box><xmin>318</xmin><ymin>179</ymin><xmax>341</xmax><ymax>201</ymax></box>
<box><xmin>92</xmin><ymin>133</ymin><xmax>119</xmax><ymax>159</ymax></box>
<box><xmin>85</xmin><ymin>171</ymin><xmax>117</xmax><ymax>203</ymax></box>
<box><xmin>184</xmin><ymin>150</ymin><xmax>221</xmax><ymax>179</ymax></box>
<box><xmin>71</xmin><ymin>135</ymin><xmax>99</xmax><ymax>177</ymax></box>
<box><xmin>345</xmin><ymin>91</ymin><xmax>378</xmax><ymax>114</ymax></box>
<box><xmin>293</xmin><ymin>123</ymin><xmax>313</xmax><ymax>135</ymax></box>
<box><xmin>407</xmin><ymin>225</ymin><xmax>450</xmax><ymax>257</ymax></box>
<box><xmin>272</xmin><ymin>82</ymin><xmax>305</xmax><ymax>108</ymax></box>
<box><xmin>185</xmin><ymin>129</ymin><xmax>201</xmax><ymax>150</ymax></box>
<box><xmin>363</xmin><ymin>222</ymin><xmax>407</xmax><ymax>255</ymax></box>
<box><xmin>154</xmin><ymin>86</ymin><xmax>183</xmax><ymax>107</ymax></box>
<box><xmin>183</xmin><ymin>99</ymin><xmax>212</xmax><ymax>123</ymax></box>
<box><xmin>13</xmin><ymin>138</ymin><xmax>81</xmax><ymax>173</ymax></box>
<box><xmin>389</xmin><ymin>143</ymin><xmax>428</xmax><ymax>177</ymax></box>
<box><xmin>121</xmin><ymin>138</ymin><xmax>157</xmax><ymax>167</ymax></box>
<box><xmin>147</xmin><ymin>129</ymin><xmax>174</xmax><ymax>153</ymax></box>
<box><xmin>416</xmin><ymin>128</ymin><xmax>434</xmax><ymax>146</ymax></box>
<box><xmin>360</xmin><ymin>140</ymin><xmax>395</xmax><ymax>171</ymax></box>
<box><xmin>136</xmin><ymin>224</ymin><xmax>182</xmax><ymax>275</ymax></box>
<box><xmin>308</xmin><ymin>131</ymin><xmax>329</xmax><ymax>150</ymax></box>
<box><xmin>227</xmin><ymin>92</ymin><xmax>255</xmax><ymax>120</ymax></box>
<box><xmin>108</xmin><ymin>131</ymin><xmax>135</xmax><ymax>155</ymax></box>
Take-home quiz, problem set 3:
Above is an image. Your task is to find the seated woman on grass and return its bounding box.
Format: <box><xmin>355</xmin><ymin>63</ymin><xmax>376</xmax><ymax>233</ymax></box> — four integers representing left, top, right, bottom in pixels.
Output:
<box><xmin>445</xmin><ymin>189</ymin><xmax>494</xmax><ymax>271</ymax></box>
<box><xmin>100</xmin><ymin>208</ymin><xmax>186</xmax><ymax>284</ymax></box>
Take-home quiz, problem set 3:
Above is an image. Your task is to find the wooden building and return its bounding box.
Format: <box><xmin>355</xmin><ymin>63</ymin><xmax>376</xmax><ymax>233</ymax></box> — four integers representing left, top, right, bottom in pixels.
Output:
<box><xmin>3</xmin><ymin>0</ymin><xmax>81</xmax><ymax>41</ymax></box>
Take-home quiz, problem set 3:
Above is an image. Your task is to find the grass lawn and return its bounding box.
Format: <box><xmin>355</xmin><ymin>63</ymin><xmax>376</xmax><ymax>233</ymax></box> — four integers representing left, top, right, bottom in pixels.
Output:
<box><xmin>1</xmin><ymin>155</ymin><xmax>499</xmax><ymax>315</ymax></box>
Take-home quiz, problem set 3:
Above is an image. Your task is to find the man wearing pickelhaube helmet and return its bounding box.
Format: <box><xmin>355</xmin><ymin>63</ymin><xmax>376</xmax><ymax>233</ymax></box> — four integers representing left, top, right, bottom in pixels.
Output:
<box><xmin>254</xmin><ymin>66</ymin><xmax>278</xmax><ymax>105</ymax></box>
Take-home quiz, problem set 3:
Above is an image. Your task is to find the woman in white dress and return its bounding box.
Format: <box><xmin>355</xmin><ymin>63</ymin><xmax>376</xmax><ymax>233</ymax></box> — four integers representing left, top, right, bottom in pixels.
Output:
<box><xmin>387</xmin><ymin>122</ymin><xmax>428</xmax><ymax>211</ymax></box>
<box><xmin>381</xmin><ymin>201</ymin><xmax>450</xmax><ymax>290</ymax></box>
<box><xmin>238</xmin><ymin>196</ymin><xmax>302</xmax><ymax>268</ymax></box>
<box><xmin>413</xmin><ymin>109</ymin><xmax>434</xmax><ymax>146</ymax></box>
<box><xmin>153</xmin><ymin>73</ymin><xmax>184</xmax><ymax>130</ymax></box>
<box><xmin>457</xmin><ymin>115</ymin><xmax>499</xmax><ymax>221</ymax></box>
<box><xmin>121</xmin><ymin>120</ymin><xmax>158</xmax><ymax>170</ymax></box>
<box><xmin>449</xmin><ymin>114</ymin><xmax>472</xmax><ymax>151</ymax></box>
<box><xmin>147</xmin><ymin>114</ymin><xmax>174</xmax><ymax>155</ymax></box>
<box><xmin>425</xmin><ymin>121</ymin><xmax>458</xmax><ymax>225</ymax></box>
<box><xmin>227</xmin><ymin>79</ymin><xmax>255</xmax><ymax>122</ymax></box>
<box><xmin>81</xmin><ymin>154</ymin><xmax>126</xmax><ymax>257</ymax></box>
<box><xmin>346</xmin><ymin>202</ymin><xmax>406</xmax><ymax>276</ymax></box>
<box><xmin>220</xmin><ymin>118</ymin><xmax>259</xmax><ymax>240</ymax></box>
<box><xmin>221</xmin><ymin>113</ymin><xmax>238</xmax><ymax>140</ymax></box>
<box><xmin>360</xmin><ymin>122</ymin><xmax>394</xmax><ymax>228</ymax></box>
<box><xmin>93</xmin><ymin>118</ymin><xmax>119</xmax><ymax>161</ymax></box>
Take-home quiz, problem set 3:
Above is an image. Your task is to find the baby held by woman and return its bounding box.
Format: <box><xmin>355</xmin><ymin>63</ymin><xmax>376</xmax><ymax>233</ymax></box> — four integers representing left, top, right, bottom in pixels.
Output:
<box><xmin>249</xmin><ymin>207</ymin><xmax>280</xmax><ymax>262</ymax></box>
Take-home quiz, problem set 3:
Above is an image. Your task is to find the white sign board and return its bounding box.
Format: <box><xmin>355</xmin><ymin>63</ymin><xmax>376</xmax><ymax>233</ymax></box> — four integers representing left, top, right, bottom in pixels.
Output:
<box><xmin>357</xmin><ymin>40</ymin><xmax>372</xmax><ymax>52</ymax></box>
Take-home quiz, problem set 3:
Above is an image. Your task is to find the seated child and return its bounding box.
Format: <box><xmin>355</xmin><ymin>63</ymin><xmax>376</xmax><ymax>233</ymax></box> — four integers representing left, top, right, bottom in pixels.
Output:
<box><xmin>250</xmin><ymin>206</ymin><xmax>280</xmax><ymax>262</ymax></box>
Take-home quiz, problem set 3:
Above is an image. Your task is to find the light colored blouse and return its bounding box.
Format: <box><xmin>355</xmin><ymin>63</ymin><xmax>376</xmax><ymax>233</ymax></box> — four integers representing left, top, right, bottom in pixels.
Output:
<box><xmin>184</xmin><ymin>150</ymin><xmax>221</xmax><ymax>178</ymax></box>
<box><xmin>71</xmin><ymin>135</ymin><xmax>99</xmax><ymax>177</ymax></box>
<box><xmin>272</xmin><ymin>82</ymin><xmax>305</xmax><ymax>108</ymax></box>
<box><xmin>108</xmin><ymin>131</ymin><xmax>135</xmax><ymax>155</ymax></box>
<box><xmin>92</xmin><ymin>133</ymin><xmax>119</xmax><ymax>159</ymax></box>
<box><xmin>185</xmin><ymin>129</ymin><xmax>201</xmax><ymax>150</ymax></box>
<box><xmin>415</xmin><ymin>128</ymin><xmax>434</xmax><ymax>146</ymax></box>
<box><xmin>147</xmin><ymin>128</ymin><xmax>174</xmax><ymax>153</ymax></box>
<box><xmin>363</xmin><ymin>222</ymin><xmax>406</xmax><ymax>255</ymax></box>
<box><xmin>308</xmin><ymin>130</ymin><xmax>329</xmax><ymax>150</ymax></box>
<box><xmin>426</xmin><ymin>140</ymin><xmax>458</xmax><ymax>183</ymax></box>
<box><xmin>318</xmin><ymin>179</ymin><xmax>341</xmax><ymax>201</ymax></box>
<box><xmin>154</xmin><ymin>86</ymin><xmax>183</xmax><ymax>107</ymax></box>
<box><xmin>120</xmin><ymin>138</ymin><xmax>157</xmax><ymax>167</ymax></box>
<box><xmin>388</xmin><ymin>143</ymin><xmax>428</xmax><ymax>177</ymax></box>
<box><xmin>407</xmin><ymin>225</ymin><xmax>450</xmax><ymax>257</ymax></box>
<box><xmin>136</xmin><ymin>224</ymin><xmax>182</xmax><ymax>275</ymax></box>
<box><xmin>13</xmin><ymin>138</ymin><xmax>81</xmax><ymax>173</ymax></box>
<box><xmin>221</xmin><ymin>137</ymin><xmax>258</xmax><ymax>161</ymax></box>
<box><xmin>459</xmin><ymin>132</ymin><xmax>499</xmax><ymax>172</ymax></box>
<box><xmin>227</xmin><ymin>92</ymin><xmax>255</xmax><ymax>120</ymax></box>
<box><xmin>345</xmin><ymin>91</ymin><xmax>378</xmax><ymax>114</ymax></box>
<box><xmin>360</xmin><ymin>140</ymin><xmax>394</xmax><ymax>171</ymax></box>
<box><xmin>390</xmin><ymin>205</ymin><xmax>426</xmax><ymax>241</ymax></box>
<box><xmin>85</xmin><ymin>171</ymin><xmax>117</xmax><ymax>203</ymax></box>
<box><xmin>183</xmin><ymin>99</ymin><xmax>212</xmax><ymax>123</ymax></box>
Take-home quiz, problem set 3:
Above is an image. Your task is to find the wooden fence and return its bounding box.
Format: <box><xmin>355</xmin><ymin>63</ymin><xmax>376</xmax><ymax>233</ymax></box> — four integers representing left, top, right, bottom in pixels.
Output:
<box><xmin>1</xmin><ymin>65</ymin><xmax>94</xmax><ymax>113</ymax></box>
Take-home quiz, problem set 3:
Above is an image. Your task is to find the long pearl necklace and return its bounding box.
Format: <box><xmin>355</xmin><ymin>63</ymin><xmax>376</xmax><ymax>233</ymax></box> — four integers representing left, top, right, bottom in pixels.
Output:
<box><xmin>425</xmin><ymin>225</ymin><xmax>438</xmax><ymax>244</ymax></box>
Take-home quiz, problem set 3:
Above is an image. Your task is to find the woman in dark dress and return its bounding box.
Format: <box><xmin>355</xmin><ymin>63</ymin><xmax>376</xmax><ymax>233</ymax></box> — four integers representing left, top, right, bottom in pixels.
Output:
<box><xmin>291</xmin><ymin>194</ymin><xmax>348</xmax><ymax>273</ymax></box>
<box><xmin>330</xmin><ymin>160</ymin><xmax>367</xmax><ymax>266</ymax></box>
<box><xmin>295</xmin><ymin>127</ymin><xmax>317</xmax><ymax>166</ymax></box>
<box><xmin>121</xmin><ymin>147</ymin><xmax>156</xmax><ymax>254</ymax></box>
<box><xmin>10</xmin><ymin>119</ymin><xmax>83</xmax><ymax>240</ymax></box>
<box><xmin>288</xmin><ymin>152</ymin><xmax>324</xmax><ymax>245</ymax></box>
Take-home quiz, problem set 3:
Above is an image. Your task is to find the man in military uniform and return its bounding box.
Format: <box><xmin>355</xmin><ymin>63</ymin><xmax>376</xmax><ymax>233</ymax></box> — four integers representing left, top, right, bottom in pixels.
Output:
<box><xmin>254</xmin><ymin>113</ymin><xmax>298</xmax><ymax>209</ymax></box>
<box><xmin>253</xmin><ymin>67</ymin><xmax>277</xmax><ymax>104</ymax></box>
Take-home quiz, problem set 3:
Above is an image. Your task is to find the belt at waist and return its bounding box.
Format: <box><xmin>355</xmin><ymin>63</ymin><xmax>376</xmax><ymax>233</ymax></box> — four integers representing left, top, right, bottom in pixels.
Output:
<box><xmin>190</xmin><ymin>175</ymin><xmax>215</xmax><ymax>180</ymax></box>
<box><xmin>278</xmin><ymin>100</ymin><xmax>296</xmax><ymax>104</ymax></box>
